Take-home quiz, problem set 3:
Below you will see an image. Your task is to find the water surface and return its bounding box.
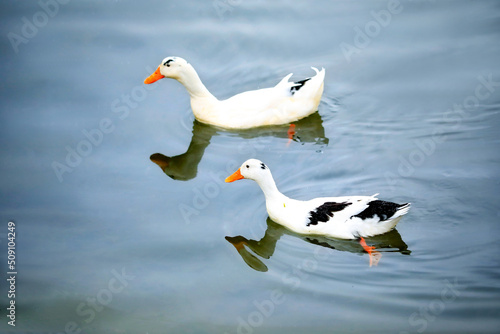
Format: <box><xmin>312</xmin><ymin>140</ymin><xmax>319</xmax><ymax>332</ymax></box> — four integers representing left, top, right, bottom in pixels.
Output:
<box><xmin>0</xmin><ymin>1</ymin><xmax>499</xmax><ymax>333</ymax></box>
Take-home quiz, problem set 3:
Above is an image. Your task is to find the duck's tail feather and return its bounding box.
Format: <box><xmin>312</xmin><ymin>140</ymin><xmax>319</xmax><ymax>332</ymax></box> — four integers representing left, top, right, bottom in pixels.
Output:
<box><xmin>392</xmin><ymin>203</ymin><xmax>411</xmax><ymax>219</ymax></box>
<box><xmin>291</xmin><ymin>67</ymin><xmax>325</xmax><ymax>99</ymax></box>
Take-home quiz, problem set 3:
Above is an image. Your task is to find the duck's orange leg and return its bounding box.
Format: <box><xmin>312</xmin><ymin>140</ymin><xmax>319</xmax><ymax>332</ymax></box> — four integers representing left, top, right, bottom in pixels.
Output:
<box><xmin>286</xmin><ymin>124</ymin><xmax>296</xmax><ymax>146</ymax></box>
<box><xmin>359</xmin><ymin>237</ymin><xmax>382</xmax><ymax>267</ymax></box>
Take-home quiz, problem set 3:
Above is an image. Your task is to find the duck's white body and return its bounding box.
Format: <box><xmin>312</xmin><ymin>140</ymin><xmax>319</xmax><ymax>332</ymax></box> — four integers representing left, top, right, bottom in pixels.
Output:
<box><xmin>226</xmin><ymin>159</ymin><xmax>410</xmax><ymax>239</ymax></box>
<box><xmin>145</xmin><ymin>57</ymin><xmax>325</xmax><ymax>129</ymax></box>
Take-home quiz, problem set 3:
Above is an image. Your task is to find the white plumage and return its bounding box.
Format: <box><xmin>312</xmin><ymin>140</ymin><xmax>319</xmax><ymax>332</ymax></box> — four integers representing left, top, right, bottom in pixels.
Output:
<box><xmin>144</xmin><ymin>57</ymin><xmax>325</xmax><ymax>129</ymax></box>
<box><xmin>225</xmin><ymin>159</ymin><xmax>410</xmax><ymax>240</ymax></box>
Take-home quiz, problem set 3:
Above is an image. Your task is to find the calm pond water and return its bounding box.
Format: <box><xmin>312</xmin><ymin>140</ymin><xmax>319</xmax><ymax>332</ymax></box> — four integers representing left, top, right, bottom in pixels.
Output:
<box><xmin>1</xmin><ymin>1</ymin><xmax>500</xmax><ymax>333</ymax></box>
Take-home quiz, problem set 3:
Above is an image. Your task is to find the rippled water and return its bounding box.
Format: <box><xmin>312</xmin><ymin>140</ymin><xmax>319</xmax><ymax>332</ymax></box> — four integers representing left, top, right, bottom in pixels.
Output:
<box><xmin>1</xmin><ymin>1</ymin><xmax>500</xmax><ymax>333</ymax></box>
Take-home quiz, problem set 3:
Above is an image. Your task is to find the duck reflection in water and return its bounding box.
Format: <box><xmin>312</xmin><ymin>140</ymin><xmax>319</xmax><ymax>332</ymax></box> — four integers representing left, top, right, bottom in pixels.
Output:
<box><xmin>150</xmin><ymin>111</ymin><xmax>328</xmax><ymax>181</ymax></box>
<box><xmin>226</xmin><ymin>218</ymin><xmax>410</xmax><ymax>272</ymax></box>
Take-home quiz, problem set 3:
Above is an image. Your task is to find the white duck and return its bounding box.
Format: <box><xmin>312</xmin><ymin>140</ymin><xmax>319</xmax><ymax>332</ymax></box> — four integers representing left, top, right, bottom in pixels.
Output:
<box><xmin>144</xmin><ymin>57</ymin><xmax>325</xmax><ymax>129</ymax></box>
<box><xmin>225</xmin><ymin>159</ymin><xmax>410</xmax><ymax>240</ymax></box>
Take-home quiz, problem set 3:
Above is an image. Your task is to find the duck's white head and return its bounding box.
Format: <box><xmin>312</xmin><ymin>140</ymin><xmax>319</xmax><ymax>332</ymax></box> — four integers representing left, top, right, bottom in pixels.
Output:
<box><xmin>225</xmin><ymin>159</ymin><xmax>271</xmax><ymax>183</ymax></box>
<box><xmin>144</xmin><ymin>56</ymin><xmax>189</xmax><ymax>84</ymax></box>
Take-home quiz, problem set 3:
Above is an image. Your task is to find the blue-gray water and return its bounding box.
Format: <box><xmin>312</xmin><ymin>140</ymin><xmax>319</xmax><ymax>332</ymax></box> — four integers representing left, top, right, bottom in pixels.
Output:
<box><xmin>1</xmin><ymin>1</ymin><xmax>500</xmax><ymax>333</ymax></box>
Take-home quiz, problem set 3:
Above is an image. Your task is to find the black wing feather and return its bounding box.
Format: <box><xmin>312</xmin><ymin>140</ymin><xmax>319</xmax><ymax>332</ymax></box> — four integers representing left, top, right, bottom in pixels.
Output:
<box><xmin>307</xmin><ymin>201</ymin><xmax>352</xmax><ymax>226</ymax></box>
<box><xmin>290</xmin><ymin>78</ymin><xmax>311</xmax><ymax>95</ymax></box>
<box><xmin>353</xmin><ymin>200</ymin><xmax>408</xmax><ymax>221</ymax></box>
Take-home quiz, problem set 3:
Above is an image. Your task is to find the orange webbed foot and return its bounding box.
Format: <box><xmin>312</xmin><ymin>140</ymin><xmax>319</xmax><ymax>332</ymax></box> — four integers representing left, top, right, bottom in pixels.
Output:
<box><xmin>359</xmin><ymin>237</ymin><xmax>382</xmax><ymax>267</ymax></box>
<box><xmin>286</xmin><ymin>124</ymin><xmax>296</xmax><ymax>146</ymax></box>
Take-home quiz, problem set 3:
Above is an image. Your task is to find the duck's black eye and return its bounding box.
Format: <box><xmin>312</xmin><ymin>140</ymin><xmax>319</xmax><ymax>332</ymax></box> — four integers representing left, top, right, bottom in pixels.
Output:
<box><xmin>163</xmin><ymin>59</ymin><xmax>174</xmax><ymax>67</ymax></box>
<box><xmin>246</xmin><ymin>165</ymin><xmax>249</xmax><ymax>169</ymax></box>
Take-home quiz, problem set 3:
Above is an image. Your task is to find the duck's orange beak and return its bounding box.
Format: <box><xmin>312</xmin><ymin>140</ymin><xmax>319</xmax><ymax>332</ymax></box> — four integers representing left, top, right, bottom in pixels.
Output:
<box><xmin>144</xmin><ymin>66</ymin><xmax>164</xmax><ymax>84</ymax></box>
<box><xmin>225</xmin><ymin>168</ymin><xmax>244</xmax><ymax>183</ymax></box>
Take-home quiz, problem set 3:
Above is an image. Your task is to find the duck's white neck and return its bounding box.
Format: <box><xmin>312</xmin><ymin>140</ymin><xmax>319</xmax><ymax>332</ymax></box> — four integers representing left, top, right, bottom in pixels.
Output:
<box><xmin>255</xmin><ymin>172</ymin><xmax>286</xmax><ymax>203</ymax></box>
<box><xmin>177</xmin><ymin>64</ymin><xmax>217</xmax><ymax>100</ymax></box>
